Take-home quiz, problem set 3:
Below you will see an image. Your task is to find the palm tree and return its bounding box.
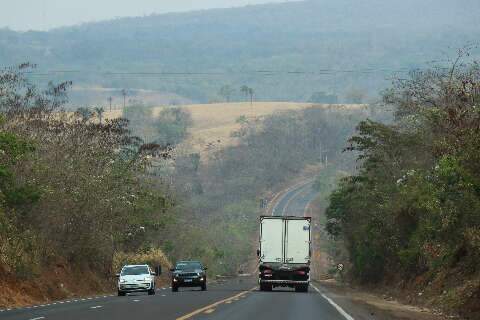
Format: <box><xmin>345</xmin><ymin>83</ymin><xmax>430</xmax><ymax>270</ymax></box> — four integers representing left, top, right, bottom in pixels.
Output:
<box><xmin>121</xmin><ymin>89</ymin><xmax>128</xmax><ymax>109</ymax></box>
<box><xmin>94</xmin><ymin>107</ymin><xmax>105</xmax><ymax>124</ymax></box>
<box><xmin>241</xmin><ymin>86</ymin><xmax>254</xmax><ymax>105</ymax></box>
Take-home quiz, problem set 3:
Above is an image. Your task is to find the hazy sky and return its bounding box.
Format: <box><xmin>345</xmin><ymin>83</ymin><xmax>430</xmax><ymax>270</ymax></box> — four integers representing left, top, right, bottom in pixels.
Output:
<box><xmin>1</xmin><ymin>0</ymin><xmax>296</xmax><ymax>31</ymax></box>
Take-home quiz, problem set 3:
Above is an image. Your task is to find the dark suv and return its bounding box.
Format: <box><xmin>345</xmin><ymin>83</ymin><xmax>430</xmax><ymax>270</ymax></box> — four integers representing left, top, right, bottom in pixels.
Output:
<box><xmin>170</xmin><ymin>261</ymin><xmax>207</xmax><ymax>292</ymax></box>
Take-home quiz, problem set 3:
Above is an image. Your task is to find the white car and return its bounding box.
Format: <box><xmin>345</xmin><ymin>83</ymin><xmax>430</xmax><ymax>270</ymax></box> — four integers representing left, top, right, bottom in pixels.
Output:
<box><xmin>117</xmin><ymin>265</ymin><xmax>156</xmax><ymax>296</ymax></box>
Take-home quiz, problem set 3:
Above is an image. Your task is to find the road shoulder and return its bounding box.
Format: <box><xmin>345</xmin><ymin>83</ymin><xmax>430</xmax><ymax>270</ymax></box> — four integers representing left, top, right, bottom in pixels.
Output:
<box><xmin>315</xmin><ymin>280</ymin><xmax>453</xmax><ymax>320</ymax></box>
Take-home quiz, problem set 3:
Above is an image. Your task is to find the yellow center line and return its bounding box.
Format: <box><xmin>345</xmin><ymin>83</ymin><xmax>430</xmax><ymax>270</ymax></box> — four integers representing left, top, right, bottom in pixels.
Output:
<box><xmin>176</xmin><ymin>287</ymin><xmax>256</xmax><ymax>320</ymax></box>
<box><xmin>204</xmin><ymin>309</ymin><xmax>215</xmax><ymax>314</ymax></box>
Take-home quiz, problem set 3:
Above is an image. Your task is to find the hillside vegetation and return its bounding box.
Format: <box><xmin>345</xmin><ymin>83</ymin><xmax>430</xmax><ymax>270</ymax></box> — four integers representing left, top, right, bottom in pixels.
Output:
<box><xmin>1</xmin><ymin>0</ymin><xmax>479</xmax><ymax>103</ymax></box>
<box><xmin>0</xmin><ymin>65</ymin><xmax>173</xmax><ymax>307</ymax></box>
<box><xmin>161</xmin><ymin>104</ymin><xmax>378</xmax><ymax>276</ymax></box>
<box><xmin>326</xmin><ymin>57</ymin><xmax>480</xmax><ymax>318</ymax></box>
<box><xmin>106</xmin><ymin>102</ymin><xmax>315</xmax><ymax>153</ymax></box>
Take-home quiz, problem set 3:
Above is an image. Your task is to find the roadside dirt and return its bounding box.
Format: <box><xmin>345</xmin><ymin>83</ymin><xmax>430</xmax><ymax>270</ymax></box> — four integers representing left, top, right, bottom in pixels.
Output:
<box><xmin>0</xmin><ymin>263</ymin><xmax>171</xmax><ymax>310</ymax></box>
<box><xmin>317</xmin><ymin>279</ymin><xmax>454</xmax><ymax>320</ymax></box>
<box><xmin>0</xmin><ymin>263</ymin><xmax>113</xmax><ymax>309</ymax></box>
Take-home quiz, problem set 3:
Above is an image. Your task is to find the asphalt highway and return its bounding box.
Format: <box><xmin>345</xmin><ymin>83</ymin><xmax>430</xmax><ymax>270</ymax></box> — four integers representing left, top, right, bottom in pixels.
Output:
<box><xmin>0</xmin><ymin>277</ymin><xmax>362</xmax><ymax>320</ymax></box>
<box><xmin>0</xmin><ymin>181</ymin><xmax>383</xmax><ymax>320</ymax></box>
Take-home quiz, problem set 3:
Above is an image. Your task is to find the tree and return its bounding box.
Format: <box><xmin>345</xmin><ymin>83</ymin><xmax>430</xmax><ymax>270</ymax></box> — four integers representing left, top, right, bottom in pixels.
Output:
<box><xmin>325</xmin><ymin>56</ymin><xmax>480</xmax><ymax>290</ymax></box>
<box><xmin>154</xmin><ymin>107</ymin><xmax>192</xmax><ymax>147</ymax></box>
<box><xmin>121</xmin><ymin>89</ymin><xmax>128</xmax><ymax>109</ymax></box>
<box><xmin>241</xmin><ymin>86</ymin><xmax>254</xmax><ymax>105</ymax></box>
<box><xmin>0</xmin><ymin>64</ymin><xmax>172</xmax><ymax>278</ymax></box>
<box><xmin>94</xmin><ymin>107</ymin><xmax>105</xmax><ymax>124</ymax></box>
<box><xmin>219</xmin><ymin>85</ymin><xmax>235</xmax><ymax>102</ymax></box>
<box><xmin>76</xmin><ymin>107</ymin><xmax>93</xmax><ymax>122</ymax></box>
<box><xmin>108</xmin><ymin>96</ymin><xmax>113</xmax><ymax>111</ymax></box>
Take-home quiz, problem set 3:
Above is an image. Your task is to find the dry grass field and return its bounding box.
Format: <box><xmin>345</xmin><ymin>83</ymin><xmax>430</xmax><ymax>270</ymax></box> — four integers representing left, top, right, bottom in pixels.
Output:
<box><xmin>181</xmin><ymin>102</ymin><xmax>315</xmax><ymax>153</ymax></box>
<box><xmin>104</xmin><ymin>101</ymin><xmax>365</xmax><ymax>156</ymax></box>
<box><xmin>105</xmin><ymin>102</ymin><xmax>314</xmax><ymax>153</ymax></box>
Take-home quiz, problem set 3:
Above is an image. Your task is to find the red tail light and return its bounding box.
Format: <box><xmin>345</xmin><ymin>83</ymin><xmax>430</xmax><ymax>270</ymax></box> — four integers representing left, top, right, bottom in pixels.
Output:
<box><xmin>263</xmin><ymin>269</ymin><xmax>272</xmax><ymax>274</ymax></box>
<box><xmin>295</xmin><ymin>270</ymin><xmax>306</xmax><ymax>275</ymax></box>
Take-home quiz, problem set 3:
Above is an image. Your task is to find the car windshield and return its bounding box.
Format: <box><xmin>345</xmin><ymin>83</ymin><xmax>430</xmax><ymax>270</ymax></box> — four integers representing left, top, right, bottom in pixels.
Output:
<box><xmin>121</xmin><ymin>266</ymin><xmax>149</xmax><ymax>276</ymax></box>
<box><xmin>175</xmin><ymin>262</ymin><xmax>202</xmax><ymax>271</ymax></box>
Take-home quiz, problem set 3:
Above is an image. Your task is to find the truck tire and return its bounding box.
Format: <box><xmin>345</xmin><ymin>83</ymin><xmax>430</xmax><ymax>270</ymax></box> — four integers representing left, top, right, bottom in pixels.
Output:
<box><xmin>201</xmin><ymin>283</ymin><xmax>207</xmax><ymax>291</ymax></box>
<box><xmin>148</xmin><ymin>288</ymin><xmax>156</xmax><ymax>295</ymax></box>
<box><xmin>118</xmin><ymin>290</ymin><xmax>126</xmax><ymax>296</ymax></box>
<box><xmin>260</xmin><ymin>283</ymin><xmax>272</xmax><ymax>291</ymax></box>
<box><xmin>172</xmin><ymin>285</ymin><xmax>178</xmax><ymax>292</ymax></box>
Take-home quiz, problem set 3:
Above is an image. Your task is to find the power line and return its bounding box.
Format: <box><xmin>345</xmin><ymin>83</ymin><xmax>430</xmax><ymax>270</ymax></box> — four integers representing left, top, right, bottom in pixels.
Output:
<box><xmin>23</xmin><ymin>67</ymin><xmax>415</xmax><ymax>79</ymax></box>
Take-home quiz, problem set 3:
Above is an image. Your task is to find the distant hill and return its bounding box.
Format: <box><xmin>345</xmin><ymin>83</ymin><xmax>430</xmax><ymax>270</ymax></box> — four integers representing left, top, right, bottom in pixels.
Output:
<box><xmin>1</xmin><ymin>0</ymin><xmax>479</xmax><ymax>104</ymax></box>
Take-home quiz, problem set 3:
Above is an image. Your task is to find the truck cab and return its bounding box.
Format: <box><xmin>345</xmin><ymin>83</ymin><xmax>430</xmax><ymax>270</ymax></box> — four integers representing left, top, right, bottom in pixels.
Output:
<box><xmin>258</xmin><ymin>216</ymin><xmax>311</xmax><ymax>292</ymax></box>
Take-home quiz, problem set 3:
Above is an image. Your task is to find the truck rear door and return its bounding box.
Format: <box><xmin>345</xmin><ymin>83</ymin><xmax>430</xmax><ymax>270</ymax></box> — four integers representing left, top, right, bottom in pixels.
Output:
<box><xmin>260</xmin><ymin>218</ymin><xmax>284</xmax><ymax>263</ymax></box>
<box><xmin>285</xmin><ymin>218</ymin><xmax>311</xmax><ymax>264</ymax></box>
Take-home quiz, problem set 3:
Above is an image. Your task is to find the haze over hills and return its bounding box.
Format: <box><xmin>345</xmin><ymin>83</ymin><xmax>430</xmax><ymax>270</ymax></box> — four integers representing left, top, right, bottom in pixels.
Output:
<box><xmin>1</xmin><ymin>0</ymin><xmax>479</xmax><ymax>104</ymax></box>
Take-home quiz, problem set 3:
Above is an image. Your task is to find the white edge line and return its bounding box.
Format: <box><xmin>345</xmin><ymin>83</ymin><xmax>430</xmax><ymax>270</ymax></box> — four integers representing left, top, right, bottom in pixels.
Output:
<box><xmin>311</xmin><ymin>284</ymin><xmax>355</xmax><ymax>320</ymax></box>
<box><xmin>281</xmin><ymin>183</ymin><xmax>311</xmax><ymax>216</ymax></box>
<box><xmin>30</xmin><ymin>317</ymin><xmax>45</xmax><ymax>320</ymax></box>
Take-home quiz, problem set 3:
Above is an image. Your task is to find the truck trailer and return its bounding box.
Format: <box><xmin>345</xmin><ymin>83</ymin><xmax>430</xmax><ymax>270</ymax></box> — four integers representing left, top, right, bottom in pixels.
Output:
<box><xmin>257</xmin><ymin>216</ymin><xmax>311</xmax><ymax>292</ymax></box>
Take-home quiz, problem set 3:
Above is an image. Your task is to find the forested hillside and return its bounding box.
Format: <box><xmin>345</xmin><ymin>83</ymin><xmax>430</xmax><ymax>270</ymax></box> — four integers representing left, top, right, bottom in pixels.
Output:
<box><xmin>1</xmin><ymin>0</ymin><xmax>479</xmax><ymax>103</ymax></box>
<box><xmin>0</xmin><ymin>65</ymin><xmax>173</xmax><ymax>306</ymax></box>
<box><xmin>326</xmin><ymin>55</ymin><xmax>480</xmax><ymax>318</ymax></box>
<box><xmin>160</xmin><ymin>104</ymin><xmax>379</xmax><ymax>275</ymax></box>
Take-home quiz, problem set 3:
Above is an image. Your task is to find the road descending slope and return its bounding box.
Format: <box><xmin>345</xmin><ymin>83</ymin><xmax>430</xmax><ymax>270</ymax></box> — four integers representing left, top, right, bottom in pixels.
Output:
<box><xmin>0</xmin><ymin>181</ymin><xmax>431</xmax><ymax>320</ymax></box>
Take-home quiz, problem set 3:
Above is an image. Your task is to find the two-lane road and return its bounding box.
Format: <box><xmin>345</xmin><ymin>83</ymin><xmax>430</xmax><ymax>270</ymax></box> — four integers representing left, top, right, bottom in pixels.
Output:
<box><xmin>0</xmin><ymin>277</ymin><xmax>355</xmax><ymax>320</ymax></box>
<box><xmin>0</xmin><ymin>181</ymin><xmax>388</xmax><ymax>320</ymax></box>
<box><xmin>270</xmin><ymin>180</ymin><xmax>317</xmax><ymax>217</ymax></box>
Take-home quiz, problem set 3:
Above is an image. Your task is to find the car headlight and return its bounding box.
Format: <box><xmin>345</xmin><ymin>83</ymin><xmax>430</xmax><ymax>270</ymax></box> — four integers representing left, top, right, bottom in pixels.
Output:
<box><xmin>144</xmin><ymin>277</ymin><xmax>151</xmax><ymax>282</ymax></box>
<box><xmin>120</xmin><ymin>279</ymin><xmax>127</xmax><ymax>283</ymax></box>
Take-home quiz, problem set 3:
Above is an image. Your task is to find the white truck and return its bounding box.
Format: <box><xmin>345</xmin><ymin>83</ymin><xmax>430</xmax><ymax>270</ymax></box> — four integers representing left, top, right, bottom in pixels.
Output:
<box><xmin>257</xmin><ymin>216</ymin><xmax>311</xmax><ymax>292</ymax></box>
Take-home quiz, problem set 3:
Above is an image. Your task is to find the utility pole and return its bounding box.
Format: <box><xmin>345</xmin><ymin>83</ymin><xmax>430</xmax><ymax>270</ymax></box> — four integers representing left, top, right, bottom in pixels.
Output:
<box><xmin>108</xmin><ymin>96</ymin><xmax>113</xmax><ymax>112</ymax></box>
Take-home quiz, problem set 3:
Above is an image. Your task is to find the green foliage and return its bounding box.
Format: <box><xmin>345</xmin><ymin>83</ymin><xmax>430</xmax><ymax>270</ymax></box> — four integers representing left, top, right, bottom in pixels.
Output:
<box><xmin>0</xmin><ymin>65</ymin><xmax>173</xmax><ymax>277</ymax></box>
<box><xmin>154</xmin><ymin>107</ymin><xmax>192</xmax><ymax>147</ymax></box>
<box><xmin>326</xmin><ymin>60</ymin><xmax>480</xmax><ymax>286</ymax></box>
<box><xmin>122</xmin><ymin>105</ymin><xmax>192</xmax><ymax>146</ymax></box>
<box><xmin>166</xmin><ymin>105</ymin><xmax>376</xmax><ymax>275</ymax></box>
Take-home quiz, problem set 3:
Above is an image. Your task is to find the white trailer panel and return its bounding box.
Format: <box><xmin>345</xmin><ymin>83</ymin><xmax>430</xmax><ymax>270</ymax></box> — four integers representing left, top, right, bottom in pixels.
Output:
<box><xmin>260</xmin><ymin>218</ymin><xmax>284</xmax><ymax>263</ymax></box>
<box><xmin>260</xmin><ymin>216</ymin><xmax>311</xmax><ymax>264</ymax></box>
<box><xmin>285</xmin><ymin>219</ymin><xmax>311</xmax><ymax>264</ymax></box>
